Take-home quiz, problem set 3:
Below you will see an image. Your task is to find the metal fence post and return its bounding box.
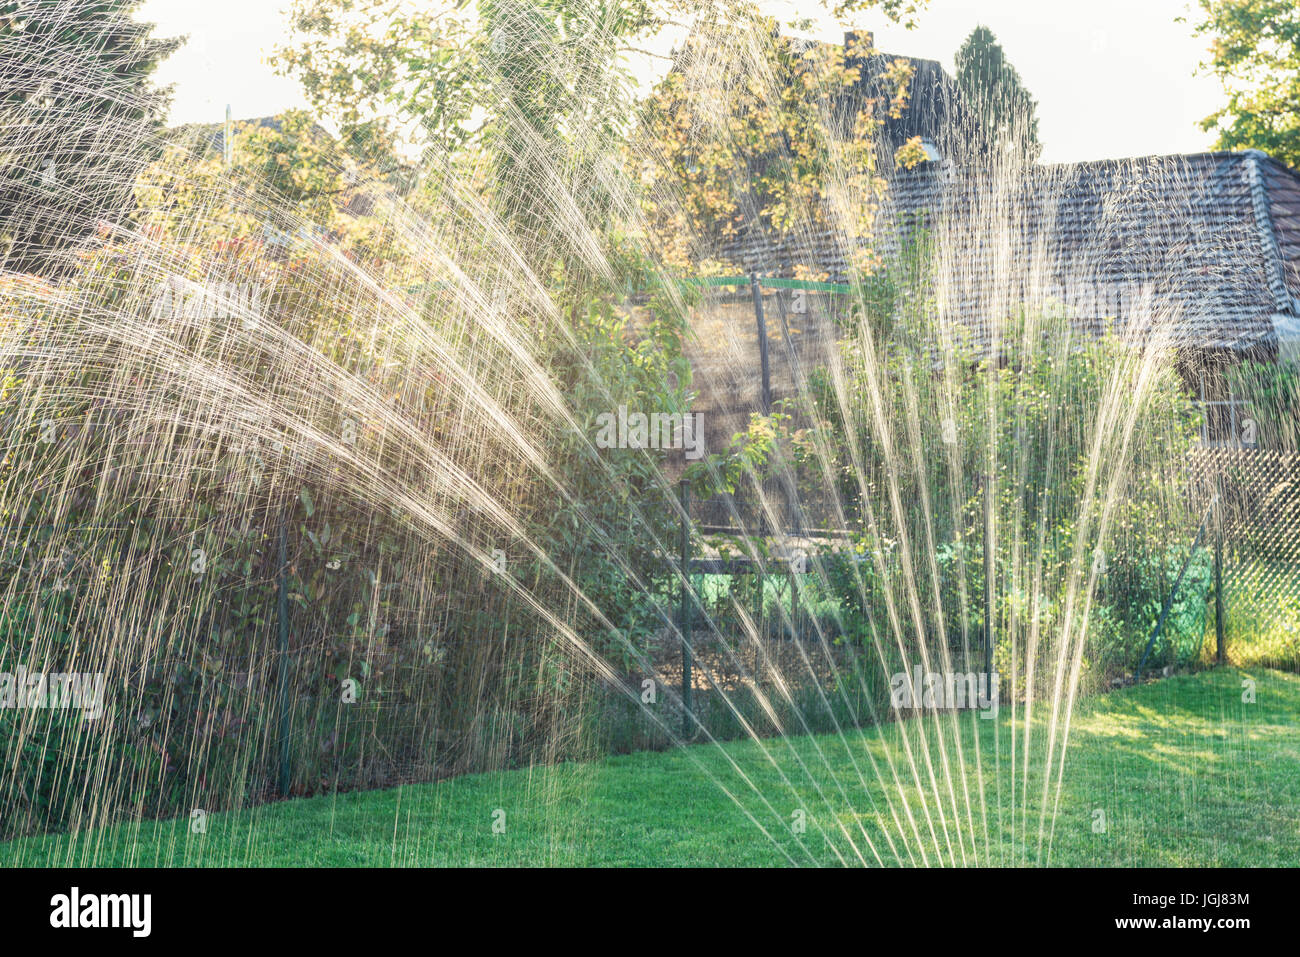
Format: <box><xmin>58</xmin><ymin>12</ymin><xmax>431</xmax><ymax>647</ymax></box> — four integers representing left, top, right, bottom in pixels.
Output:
<box><xmin>277</xmin><ymin>509</ymin><xmax>291</xmax><ymax>796</ymax></box>
<box><xmin>1215</xmin><ymin>492</ymin><xmax>1226</xmax><ymax>664</ymax></box>
<box><xmin>679</xmin><ymin>479</ymin><xmax>692</xmax><ymax>738</ymax></box>
<box><xmin>983</xmin><ymin>479</ymin><xmax>994</xmax><ymax>683</ymax></box>
<box><xmin>750</xmin><ymin>273</ymin><xmax>771</xmax><ymax>416</ymax></box>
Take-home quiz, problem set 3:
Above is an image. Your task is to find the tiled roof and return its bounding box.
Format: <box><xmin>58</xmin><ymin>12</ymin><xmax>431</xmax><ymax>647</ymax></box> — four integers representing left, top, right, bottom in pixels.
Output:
<box><xmin>721</xmin><ymin>151</ymin><xmax>1300</xmax><ymax>351</ymax></box>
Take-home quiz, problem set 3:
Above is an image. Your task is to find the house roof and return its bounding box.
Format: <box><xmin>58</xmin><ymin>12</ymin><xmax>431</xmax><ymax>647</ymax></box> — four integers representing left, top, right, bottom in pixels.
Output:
<box><xmin>667</xmin><ymin>27</ymin><xmax>984</xmax><ymax>165</ymax></box>
<box><xmin>720</xmin><ymin>150</ymin><xmax>1300</xmax><ymax>352</ymax></box>
<box><xmin>843</xmin><ymin>42</ymin><xmax>980</xmax><ymax>163</ymax></box>
<box><xmin>780</xmin><ymin>31</ymin><xmax>982</xmax><ymax>163</ymax></box>
<box><xmin>178</xmin><ymin>114</ymin><xmax>307</xmax><ymax>157</ymax></box>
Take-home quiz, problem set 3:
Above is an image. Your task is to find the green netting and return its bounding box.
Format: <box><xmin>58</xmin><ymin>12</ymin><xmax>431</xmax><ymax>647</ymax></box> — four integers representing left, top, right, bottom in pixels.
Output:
<box><xmin>404</xmin><ymin>274</ymin><xmax>856</xmax><ymax>299</ymax></box>
<box><xmin>676</xmin><ymin>275</ymin><xmax>854</xmax><ymax>293</ymax></box>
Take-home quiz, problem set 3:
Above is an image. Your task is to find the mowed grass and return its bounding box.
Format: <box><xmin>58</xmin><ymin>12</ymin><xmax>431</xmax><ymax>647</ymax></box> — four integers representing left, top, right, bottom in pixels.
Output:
<box><xmin>2</xmin><ymin>667</ymin><xmax>1296</xmax><ymax>867</ymax></box>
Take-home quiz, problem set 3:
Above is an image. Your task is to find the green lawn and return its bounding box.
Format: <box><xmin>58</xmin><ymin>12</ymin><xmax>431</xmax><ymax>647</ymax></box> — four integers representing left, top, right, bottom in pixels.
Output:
<box><xmin>3</xmin><ymin>666</ymin><xmax>1296</xmax><ymax>867</ymax></box>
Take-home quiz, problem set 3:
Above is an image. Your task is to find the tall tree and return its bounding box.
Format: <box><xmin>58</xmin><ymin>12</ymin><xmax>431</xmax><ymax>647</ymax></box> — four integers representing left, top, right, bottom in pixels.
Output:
<box><xmin>954</xmin><ymin>25</ymin><xmax>1040</xmax><ymax>163</ymax></box>
<box><xmin>1190</xmin><ymin>0</ymin><xmax>1300</xmax><ymax>169</ymax></box>
<box><xmin>0</xmin><ymin>0</ymin><xmax>179</xmax><ymax>276</ymax></box>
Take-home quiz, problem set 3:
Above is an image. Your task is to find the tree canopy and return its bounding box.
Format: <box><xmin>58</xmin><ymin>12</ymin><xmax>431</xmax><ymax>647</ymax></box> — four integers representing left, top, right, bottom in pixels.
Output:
<box><xmin>954</xmin><ymin>24</ymin><xmax>1040</xmax><ymax>163</ymax></box>
<box><xmin>275</xmin><ymin>1</ymin><xmax>930</xmax><ymax>279</ymax></box>
<box><xmin>1190</xmin><ymin>0</ymin><xmax>1300</xmax><ymax>169</ymax></box>
<box><xmin>0</xmin><ymin>0</ymin><xmax>179</xmax><ymax>275</ymax></box>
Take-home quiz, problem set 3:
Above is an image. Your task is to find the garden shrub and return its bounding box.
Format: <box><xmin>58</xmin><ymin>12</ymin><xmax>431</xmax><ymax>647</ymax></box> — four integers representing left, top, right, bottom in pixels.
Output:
<box><xmin>0</xmin><ymin>176</ymin><xmax>691</xmax><ymax>838</ymax></box>
<box><xmin>688</xmin><ymin>249</ymin><xmax>1204</xmax><ymax>708</ymax></box>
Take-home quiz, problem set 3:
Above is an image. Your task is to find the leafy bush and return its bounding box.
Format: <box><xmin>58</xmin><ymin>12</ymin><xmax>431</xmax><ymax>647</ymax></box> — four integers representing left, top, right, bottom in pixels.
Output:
<box><xmin>0</xmin><ymin>194</ymin><xmax>690</xmax><ymax>838</ymax></box>
<box><xmin>688</xmin><ymin>253</ymin><xmax>1203</xmax><ymax>704</ymax></box>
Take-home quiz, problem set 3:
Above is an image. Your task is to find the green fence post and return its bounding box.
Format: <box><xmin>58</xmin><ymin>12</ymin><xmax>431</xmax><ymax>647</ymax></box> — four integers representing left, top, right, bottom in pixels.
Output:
<box><xmin>750</xmin><ymin>273</ymin><xmax>772</xmax><ymax>416</ymax></box>
<box><xmin>679</xmin><ymin>479</ymin><xmax>692</xmax><ymax>738</ymax></box>
<box><xmin>277</xmin><ymin>509</ymin><xmax>291</xmax><ymax>797</ymax></box>
<box><xmin>1215</xmin><ymin>492</ymin><xmax>1226</xmax><ymax>664</ymax></box>
<box><xmin>983</xmin><ymin>479</ymin><xmax>994</xmax><ymax>683</ymax></box>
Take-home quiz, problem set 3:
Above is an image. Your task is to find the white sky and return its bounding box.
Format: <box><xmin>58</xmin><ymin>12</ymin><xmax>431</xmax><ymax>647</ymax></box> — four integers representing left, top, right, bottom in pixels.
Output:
<box><xmin>140</xmin><ymin>0</ymin><xmax>1223</xmax><ymax>164</ymax></box>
